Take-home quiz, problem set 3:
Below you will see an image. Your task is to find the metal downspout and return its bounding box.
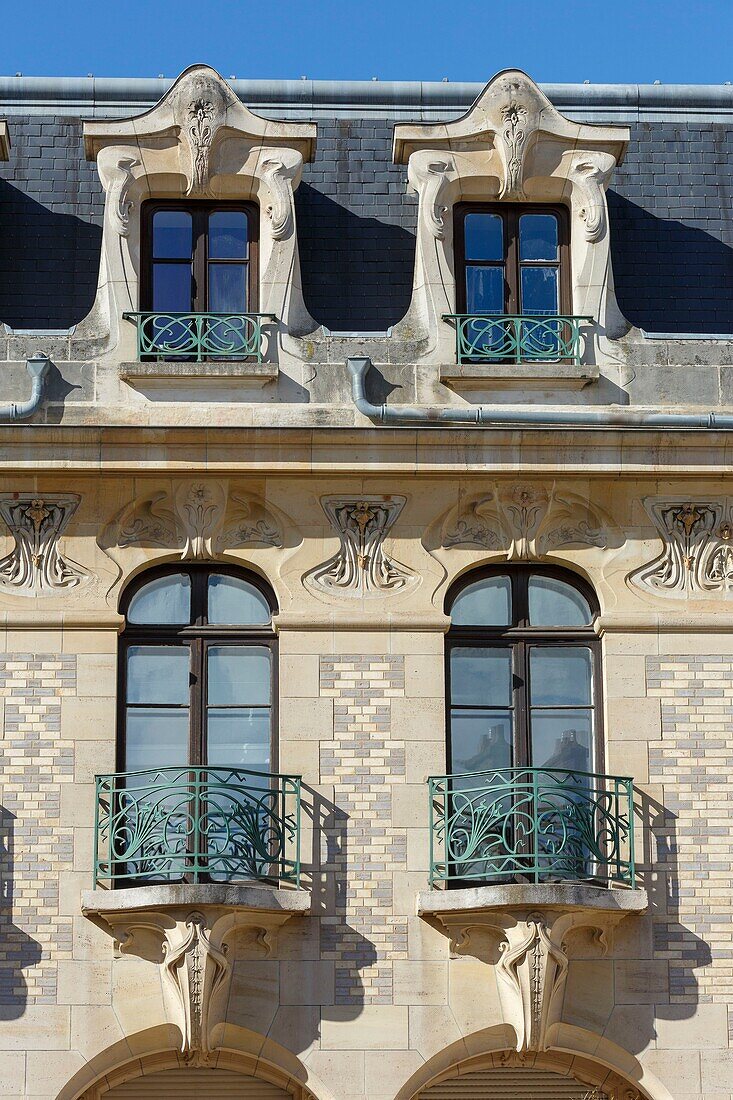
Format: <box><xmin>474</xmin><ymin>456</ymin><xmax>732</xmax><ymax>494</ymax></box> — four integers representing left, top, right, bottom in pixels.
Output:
<box><xmin>347</xmin><ymin>356</ymin><xmax>733</xmax><ymax>431</ymax></box>
<box><xmin>0</xmin><ymin>355</ymin><xmax>51</xmax><ymax>422</ymax></box>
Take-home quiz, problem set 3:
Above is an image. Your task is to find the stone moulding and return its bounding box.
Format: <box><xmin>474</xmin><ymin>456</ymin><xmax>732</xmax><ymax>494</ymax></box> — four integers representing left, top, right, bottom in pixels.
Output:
<box><xmin>99</xmin><ymin>480</ymin><xmax>287</xmax><ymax>576</ymax></box>
<box><xmin>392</xmin><ymin>68</ymin><xmax>629</xmax><ymax>364</ymax></box>
<box><xmin>438</xmin><ymin>483</ymin><xmax>611</xmax><ymax>560</ymax></box>
<box><xmin>629</xmin><ymin>497</ymin><xmax>733</xmax><ymax>598</ymax></box>
<box><xmin>418</xmin><ymin>883</ymin><xmax>647</xmax><ymax>1055</ymax></box>
<box><xmin>83</xmin><ymin>64</ymin><xmax>318</xmax><ymax>351</ymax></box>
<box><xmin>304</xmin><ymin>495</ymin><xmax>419</xmax><ymax>600</ymax></box>
<box><xmin>0</xmin><ymin>492</ymin><xmax>91</xmax><ymax>597</ymax></box>
<box><xmin>82</xmin><ymin>882</ymin><xmax>310</xmax><ymax>1065</ymax></box>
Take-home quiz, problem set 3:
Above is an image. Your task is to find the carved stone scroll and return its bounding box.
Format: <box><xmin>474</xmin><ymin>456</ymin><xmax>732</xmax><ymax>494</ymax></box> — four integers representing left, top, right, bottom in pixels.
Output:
<box><xmin>109</xmin><ymin>155</ymin><xmax>140</xmax><ymax>237</ymax></box>
<box><xmin>0</xmin><ymin>493</ymin><xmax>90</xmax><ymax>597</ymax></box>
<box><xmin>261</xmin><ymin>156</ymin><xmax>296</xmax><ymax>240</ymax></box>
<box><xmin>570</xmin><ymin>151</ymin><xmax>615</xmax><ymax>243</ymax></box>
<box><xmin>100</xmin><ymin>481</ymin><xmax>284</xmax><ymax>565</ymax></box>
<box><xmin>409</xmin><ymin>156</ymin><xmax>454</xmax><ymax>240</ymax></box>
<box><xmin>305</xmin><ymin>495</ymin><xmax>418</xmax><ymax>598</ymax></box>
<box><xmin>440</xmin><ymin>484</ymin><xmax>609</xmax><ymax>560</ymax></box>
<box><xmin>629</xmin><ymin>497</ymin><xmax>733</xmax><ymax>597</ymax></box>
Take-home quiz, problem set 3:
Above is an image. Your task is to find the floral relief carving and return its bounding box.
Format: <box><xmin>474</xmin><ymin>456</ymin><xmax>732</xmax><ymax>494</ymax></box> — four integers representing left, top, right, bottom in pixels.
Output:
<box><xmin>441</xmin><ymin>484</ymin><xmax>609</xmax><ymax>559</ymax></box>
<box><xmin>0</xmin><ymin>493</ymin><xmax>90</xmax><ymax>597</ymax></box>
<box><xmin>629</xmin><ymin>498</ymin><xmax>733</xmax><ymax>597</ymax></box>
<box><xmin>100</xmin><ymin>481</ymin><xmax>284</xmax><ymax>569</ymax></box>
<box><xmin>187</xmin><ymin>97</ymin><xmax>215</xmax><ymax>194</ymax></box>
<box><xmin>305</xmin><ymin>496</ymin><xmax>418</xmax><ymax>599</ymax></box>
<box><xmin>500</xmin><ymin>94</ymin><xmax>529</xmax><ymax>200</ymax></box>
<box><xmin>162</xmin><ymin>911</ymin><xmax>229</xmax><ymax>1064</ymax></box>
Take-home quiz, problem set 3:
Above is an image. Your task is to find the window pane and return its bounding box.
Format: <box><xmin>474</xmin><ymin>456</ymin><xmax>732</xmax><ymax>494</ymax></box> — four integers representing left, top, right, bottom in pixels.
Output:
<box><xmin>127</xmin><ymin>574</ymin><xmax>191</xmax><ymax>625</ymax></box>
<box><xmin>528</xmin><ymin>576</ymin><xmax>592</xmax><ymax>627</ymax></box>
<box><xmin>464</xmin><ymin>213</ymin><xmax>503</xmax><ymax>260</ymax></box>
<box><xmin>450</xmin><ymin>647</ymin><xmax>512</xmax><ymax>707</ymax></box>
<box><xmin>519</xmin><ymin>213</ymin><xmax>559</xmax><ymax>261</ymax></box>
<box><xmin>451</xmin><ymin>576</ymin><xmax>511</xmax><ymax>626</ymax></box>
<box><xmin>529</xmin><ymin>647</ymin><xmax>593</xmax><ymax>706</ymax></box>
<box><xmin>208</xmin><ymin>575</ymin><xmax>271</xmax><ymax>625</ymax></box>
<box><xmin>207</xmin><ymin>646</ymin><xmax>271</xmax><ymax>706</ymax></box>
<box><xmin>208</xmin><ymin>210</ymin><xmax>249</xmax><ymax>259</ymax></box>
<box><xmin>126</xmin><ymin>646</ymin><xmax>189</xmax><ymax>705</ymax></box>
<box><xmin>208</xmin><ymin>263</ymin><xmax>248</xmax><ymax>312</ymax></box>
<box><xmin>125</xmin><ymin>708</ymin><xmax>189</xmax><ymax>771</ymax></box>
<box><xmin>153</xmin><ymin>263</ymin><xmax>192</xmax><ymax>312</ymax></box>
<box><xmin>450</xmin><ymin>711</ymin><xmax>513</xmax><ymax>773</ymax></box>
<box><xmin>152</xmin><ymin>210</ymin><xmax>192</xmax><ymax>259</ymax></box>
<box><xmin>206</xmin><ymin>708</ymin><xmax>271</xmax><ymax>770</ymax></box>
<box><xmin>466</xmin><ymin>266</ymin><xmax>504</xmax><ymax>313</ymax></box>
<box><xmin>520</xmin><ymin>267</ymin><xmax>558</xmax><ymax>315</ymax></box>
<box><xmin>530</xmin><ymin>711</ymin><xmax>594</xmax><ymax>772</ymax></box>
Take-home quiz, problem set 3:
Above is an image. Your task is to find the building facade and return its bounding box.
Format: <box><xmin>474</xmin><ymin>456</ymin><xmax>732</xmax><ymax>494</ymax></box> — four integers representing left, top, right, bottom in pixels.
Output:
<box><xmin>0</xmin><ymin>64</ymin><xmax>731</xmax><ymax>1099</ymax></box>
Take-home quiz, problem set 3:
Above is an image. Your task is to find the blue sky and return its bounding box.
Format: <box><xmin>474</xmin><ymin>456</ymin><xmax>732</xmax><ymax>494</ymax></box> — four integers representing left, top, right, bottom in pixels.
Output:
<box><xmin>2</xmin><ymin>0</ymin><xmax>732</xmax><ymax>84</ymax></box>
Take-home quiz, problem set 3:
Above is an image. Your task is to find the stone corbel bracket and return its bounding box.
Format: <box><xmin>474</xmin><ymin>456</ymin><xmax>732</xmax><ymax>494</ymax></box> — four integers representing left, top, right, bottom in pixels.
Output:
<box><xmin>418</xmin><ymin>883</ymin><xmax>647</xmax><ymax>1054</ymax></box>
<box><xmin>0</xmin><ymin>492</ymin><xmax>92</xmax><ymax>597</ymax></box>
<box><xmin>628</xmin><ymin>497</ymin><xmax>733</xmax><ymax>599</ymax></box>
<box><xmin>84</xmin><ymin>64</ymin><xmax>317</xmax><ymax>344</ymax></box>
<box><xmin>392</xmin><ymin>68</ymin><xmax>629</xmax><ymax>357</ymax></box>
<box><xmin>82</xmin><ymin>883</ymin><xmax>310</xmax><ymax>1065</ymax></box>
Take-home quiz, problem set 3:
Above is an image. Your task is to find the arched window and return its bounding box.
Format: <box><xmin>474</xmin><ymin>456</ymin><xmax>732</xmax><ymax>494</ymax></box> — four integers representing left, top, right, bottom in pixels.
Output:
<box><xmin>119</xmin><ymin>564</ymin><xmax>276</xmax><ymax>775</ymax></box>
<box><xmin>445</xmin><ymin>566</ymin><xmax>600</xmax><ymax>778</ymax></box>
<box><xmin>439</xmin><ymin>567</ymin><xmax>614</xmax><ymax>885</ymax></box>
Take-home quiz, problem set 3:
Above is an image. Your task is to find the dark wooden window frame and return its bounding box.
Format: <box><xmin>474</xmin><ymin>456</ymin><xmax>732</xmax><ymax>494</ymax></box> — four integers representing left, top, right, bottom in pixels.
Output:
<box><xmin>118</xmin><ymin>562</ymin><xmax>278</xmax><ymax>773</ymax></box>
<box><xmin>140</xmin><ymin>199</ymin><xmax>260</xmax><ymax>313</ymax></box>
<box><xmin>454</xmin><ymin>203</ymin><xmax>571</xmax><ymax>316</ymax></box>
<box><xmin>444</xmin><ymin>564</ymin><xmax>603</xmax><ymax>776</ymax></box>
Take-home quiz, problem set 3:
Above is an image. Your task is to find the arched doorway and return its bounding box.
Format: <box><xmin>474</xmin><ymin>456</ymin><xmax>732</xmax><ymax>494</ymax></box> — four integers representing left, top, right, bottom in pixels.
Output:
<box><xmin>418</xmin><ymin>1066</ymin><xmax>607</xmax><ymax>1100</ymax></box>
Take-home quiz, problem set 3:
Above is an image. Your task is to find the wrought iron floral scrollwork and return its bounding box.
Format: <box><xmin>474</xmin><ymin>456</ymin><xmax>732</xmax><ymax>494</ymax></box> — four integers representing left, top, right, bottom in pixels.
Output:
<box><xmin>306</xmin><ymin>495</ymin><xmax>418</xmax><ymax>598</ymax></box>
<box><xmin>429</xmin><ymin>766</ymin><xmax>634</xmax><ymax>887</ymax></box>
<box><xmin>0</xmin><ymin>493</ymin><xmax>90</xmax><ymax>597</ymax></box>
<box><xmin>444</xmin><ymin>314</ymin><xmax>591</xmax><ymax>367</ymax></box>
<box><xmin>94</xmin><ymin>766</ymin><xmax>301</xmax><ymax>886</ymax></box>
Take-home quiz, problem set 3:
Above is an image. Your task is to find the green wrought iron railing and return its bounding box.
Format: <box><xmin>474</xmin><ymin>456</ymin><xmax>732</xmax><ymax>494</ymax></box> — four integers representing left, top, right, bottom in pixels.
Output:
<box><xmin>442</xmin><ymin>314</ymin><xmax>593</xmax><ymax>366</ymax></box>
<box><xmin>122</xmin><ymin>312</ymin><xmax>277</xmax><ymax>362</ymax></box>
<box><xmin>428</xmin><ymin>767</ymin><xmax>635</xmax><ymax>888</ymax></box>
<box><xmin>93</xmin><ymin>766</ymin><xmax>301</xmax><ymax>888</ymax></box>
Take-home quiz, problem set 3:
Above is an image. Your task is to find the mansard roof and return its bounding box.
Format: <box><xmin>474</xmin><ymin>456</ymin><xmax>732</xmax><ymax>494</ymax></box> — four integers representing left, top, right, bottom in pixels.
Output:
<box><xmin>0</xmin><ymin>75</ymin><xmax>732</xmax><ymax>334</ymax></box>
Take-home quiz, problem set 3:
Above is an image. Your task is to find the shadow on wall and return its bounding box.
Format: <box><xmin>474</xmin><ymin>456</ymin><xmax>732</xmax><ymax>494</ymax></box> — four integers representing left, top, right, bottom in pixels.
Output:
<box><xmin>296</xmin><ymin>184</ymin><xmax>416</xmax><ymax>332</ymax></box>
<box><xmin>609</xmin><ymin>192</ymin><xmax>733</xmax><ymax>335</ymax></box>
<box><xmin>0</xmin><ymin>805</ymin><xmax>43</xmax><ymax>1020</ymax></box>
<box><xmin>0</xmin><ymin>181</ymin><xmax>101</xmax><ymax>330</ymax></box>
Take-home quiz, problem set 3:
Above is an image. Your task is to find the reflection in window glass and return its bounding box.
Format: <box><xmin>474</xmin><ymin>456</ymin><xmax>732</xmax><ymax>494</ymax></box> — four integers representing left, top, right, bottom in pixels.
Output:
<box><xmin>208</xmin><ymin>211</ymin><xmax>249</xmax><ymax>259</ymax></box>
<box><xmin>450</xmin><ymin>647</ymin><xmax>512</xmax><ymax>707</ymax></box>
<box><xmin>207</xmin><ymin>646</ymin><xmax>271</xmax><ymax>706</ymax></box>
<box><xmin>126</xmin><ymin>646</ymin><xmax>190</xmax><ymax>704</ymax></box>
<box><xmin>127</xmin><ymin>574</ymin><xmax>191</xmax><ymax>625</ymax></box>
<box><xmin>520</xmin><ymin>267</ymin><xmax>558</xmax><ymax>314</ymax></box>
<box><xmin>528</xmin><ymin>576</ymin><xmax>592</xmax><ymax>627</ymax></box>
<box><xmin>450</xmin><ymin>712</ymin><xmax>513</xmax><ymax>775</ymax></box>
<box><xmin>208</xmin><ymin>575</ymin><xmax>271</xmax><ymax>625</ymax></box>
<box><xmin>519</xmin><ymin>214</ymin><xmax>559</xmax><ymax>261</ymax></box>
<box><xmin>152</xmin><ymin>210</ymin><xmax>193</xmax><ymax>259</ymax></box>
<box><xmin>208</xmin><ymin>264</ymin><xmax>248</xmax><ymax>312</ymax></box>
<box><xmin>451</xmin><ymin>576</ymin><xmax>511</xmax><ymax>627</ymax></box>
<box><xmin>464</xmin><ymin>213</ymin><xmax>503</xmax><ymax>260</ymax></box>
<box><xmin>529</xmin><ymin>647</ymin><xmax>593</xmax><ymax>706</ymax></box>
<box><xmin>466</xmin><ymin>266</ymin><xmax>504</xmax><ymax>314</ymax></box>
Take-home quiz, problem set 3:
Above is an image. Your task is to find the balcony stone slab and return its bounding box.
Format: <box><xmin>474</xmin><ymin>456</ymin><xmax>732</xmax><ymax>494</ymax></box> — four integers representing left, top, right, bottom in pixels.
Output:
<box><xmin>418</xmin><ymin>883</ymin><xmax>647</xmax><ymax>1055</ymax></box>
<box><xmin>81</xmin><ymin>882</ymin><xmax>310</xmax><ymax>1065</ymax></box>
<box><xmin>439</xmin><ymin>361</ymin><xmax>600</xmax><ymax>391</ymax></box>
<box><xmin>119</xmin><ymin>360</ymin><xmax>279</xmax><ymax>387</ymax></box>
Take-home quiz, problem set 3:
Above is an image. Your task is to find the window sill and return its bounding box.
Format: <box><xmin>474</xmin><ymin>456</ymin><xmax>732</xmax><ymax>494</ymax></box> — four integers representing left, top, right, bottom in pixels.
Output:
<box><xmin>440</xmin><ymin>361</ymin><xmax>599</xmax><ymax>391</ymax></box>
<box><xmin>119</xmin><ymin>360</ymin><xmax>278</xmax><ymax>387</ymax></box>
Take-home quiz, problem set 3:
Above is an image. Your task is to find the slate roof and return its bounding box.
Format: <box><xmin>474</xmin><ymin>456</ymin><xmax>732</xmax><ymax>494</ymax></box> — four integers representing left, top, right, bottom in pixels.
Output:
<box><xmin>0</xmin><ymin>87</ymin><xmax>732</xmax><ymax>335</ymax></box>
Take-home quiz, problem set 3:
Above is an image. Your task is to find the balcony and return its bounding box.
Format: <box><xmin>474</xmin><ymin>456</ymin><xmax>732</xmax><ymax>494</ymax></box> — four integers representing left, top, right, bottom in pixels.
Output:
<box><xmin>428</xmin><ymin>766</ymin><xmax>635</xmax><ymax>889</ymax></box>
<box><xmin>92</xmin><ymin>765</ymin><xmax>301</xmax><ymax>888</ymax></box>
<box><xmin>440</xmin><ymin>314</ymin><xmax>597</xmax><ymax>390</ymax></box>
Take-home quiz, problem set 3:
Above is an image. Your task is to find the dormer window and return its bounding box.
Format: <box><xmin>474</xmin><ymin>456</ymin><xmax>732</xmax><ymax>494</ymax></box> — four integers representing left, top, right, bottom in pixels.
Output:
<box><xmin>142</xmin><ymin>201</ymin><xmax>258</xmax><ymax>315</ymax></box>
<box><xmin>456</xmin><ymin>205</ymin><xmax>569</xmax><ymax>317</ymax></box>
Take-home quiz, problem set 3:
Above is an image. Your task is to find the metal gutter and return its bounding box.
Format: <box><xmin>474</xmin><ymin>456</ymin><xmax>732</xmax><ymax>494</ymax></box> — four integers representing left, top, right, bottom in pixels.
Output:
<box><xmin>348</xmin><ymin>356</ymin><xmax>733</xmax><ymax>431</ymax></box>
<box><xmin>2</xmin><ymin>75</ymin><xmax>733</xmax><ymax>121</ymax></box>
<box><xmin>0</xmin><ymin>354</ymin><xmax>50</xmax><ymax>422</ymax></box>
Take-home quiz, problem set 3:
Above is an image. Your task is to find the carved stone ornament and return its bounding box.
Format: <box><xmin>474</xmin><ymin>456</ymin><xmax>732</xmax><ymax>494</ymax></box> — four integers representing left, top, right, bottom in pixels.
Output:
<box><xmin>108</xmin><ymin>155</ymin><xmax>140</xmax><ymax>237</ymax></box>
<box><xmin>629</xmin><ymin>497</ymin><xmax>733</xmax><ymax>598</ymax></box>
<box><xmin>0</xmin><ymin>493</ymin><xmax>90</xmax><ymax>597</ymax></box>
<box><xmin>433</xmin><ymin>905</ymin><xmax>629</xmax><ymax>1054</ymax></box>
<box><xmin>408</xmin><ymin>157</ymin><xmax>455</xmax><ymax>239</ymax></box>
<box><xmin>85</xmin><ymin>902</ymin><xmax>298</xmax><ymax>1066</ymax></box>
<box><xmin>394</xmin><ymin>68</ymin><xmax>628</xmax><ymax>217</ymax></box>
<box><xmin>305</xmin><ymin>495</ymin><xmax>418</xmax><ymax>599</ymax></box>
<box><xmin>261</xmin><ymin>157</ymin><xmax>296</xmax><ymax>240</ymax></box>
<box><xmin>100</xmin><ymin>481</ymin><xmax>285</xmax><ymax>567</ymax></box>
<box><xmin>440</xmin><ymin>483</ymin><xmax>610</xmax><ymax>560</ymax></box>
<box><xmin>570</xmin><ymin>150</ymin><xmax>616</xmax><ymax>244</ymax></box>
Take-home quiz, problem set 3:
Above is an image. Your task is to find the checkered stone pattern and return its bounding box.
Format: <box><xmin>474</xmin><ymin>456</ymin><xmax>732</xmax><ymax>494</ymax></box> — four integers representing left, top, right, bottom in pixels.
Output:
<box><xmin>0</xmin><ymin>654</ymin><xmax>75</xmax><ymax>1005</ymax></box>
<box><xmin>319</xmin><ymin>655</ymin><xmax>408</xmax><ymax>1004</ymax></box>
<box><xmin>647</xmin><ymin>654</ymin><xmax>733</xmax><ymax>1006</ymax></box>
